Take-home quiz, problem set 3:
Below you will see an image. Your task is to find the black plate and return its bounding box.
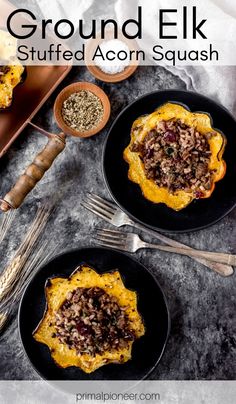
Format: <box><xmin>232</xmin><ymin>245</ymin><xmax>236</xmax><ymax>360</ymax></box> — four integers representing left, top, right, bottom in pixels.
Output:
<box><xmin>103</xmin><ymin>90</ymin><xmax>236</xmax><ymax>232</ymax></box>
<box><xmin>18</xmin><ymin>247</ymin><xmax>170</xmax><ymax>380</ymax></box>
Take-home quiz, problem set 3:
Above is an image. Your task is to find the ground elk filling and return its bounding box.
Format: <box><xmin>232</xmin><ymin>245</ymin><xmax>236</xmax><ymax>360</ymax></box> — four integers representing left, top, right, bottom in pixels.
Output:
<box><xmin>131</xmin><ymin>119</ymin><xmax>216</xmax><ymax>197</ymax></box>
<box><xmin>53</xmin><ymin>287</ymin><xmax>135</xmax><ymax>356</ymax></box>
<box><xmin>0</xmin><ymin>66</ymin><xmax>10</xmax><ymax>77</ymax></box>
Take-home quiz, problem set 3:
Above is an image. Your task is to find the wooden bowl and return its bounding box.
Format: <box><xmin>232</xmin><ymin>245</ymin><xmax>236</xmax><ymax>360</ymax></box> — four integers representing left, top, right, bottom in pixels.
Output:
<box><xmin>54</xmin><ymin>82</ymin><xmax>111</xmax><ymax>138</ymax></box>
<box><xmin>85</xmin><ymin>32</ymin><xmax>139</xmax><ymax>83</ymax></box>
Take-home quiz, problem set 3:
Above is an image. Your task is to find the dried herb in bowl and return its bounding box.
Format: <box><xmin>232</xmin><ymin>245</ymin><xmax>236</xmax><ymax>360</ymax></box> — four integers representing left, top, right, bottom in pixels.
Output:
<box><xmin>62</xmin><ymin>90</ymin><xmax>104</xmax><ymax>133</ymax></box>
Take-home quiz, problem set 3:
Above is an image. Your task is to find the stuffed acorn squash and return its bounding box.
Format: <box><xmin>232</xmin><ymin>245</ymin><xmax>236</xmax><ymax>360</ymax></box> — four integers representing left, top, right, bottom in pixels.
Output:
<box><xmin>33</xmin><ymin>265</ymin><xmax>145</xmax><ymax>373</ymax></box>
<box><xmin>124</xmin><ymin>103</ymin><xmax>226</xmax><ymax>211</ymax></box>
<box><xmin>0</xmin><ymin>29</ymin><xmax>25</xmax><ymax>109</ymax></box>
<box><xmin>0</xmin><ymin>64</ymin><xmax>25</xmax><ymax>109</ymax></box>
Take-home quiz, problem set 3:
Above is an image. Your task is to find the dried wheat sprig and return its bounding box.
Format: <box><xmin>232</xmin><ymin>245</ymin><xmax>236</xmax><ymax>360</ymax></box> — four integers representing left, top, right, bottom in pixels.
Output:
<box><xmin>0</xmin><ymin>255</ymin><xmax>23</xmax><ymax>302</ymax></box>
<box><xmin>0</xmin><ymin>204</ymin><xmax>54</xmax><ymax>303</ymax></box>
<box><xmin>0</xmin><ymin>311</ymin><xmax>8</xmax><ymax>330</ymax></box>
<box><xmin>0</xmin><ymin>210</ymin><xmax>16</xmax><ymax>244</ymax></box>
<box><xmin>17</xmin><ymin>204</ymin><xmax>53</xmax><ymax>257</ymax></box>
<box><xmin>11</xmin><ymin>242</ymin><xmax>57</xmax><ymax>307</ymax></box>
<box><xmin>0</xmin><ymin>242</ymin><xmax>59</xmax><ymax>333</ymax></box>
<box><xmin>0</xmin><ymin>241</ymin><xmax>48</xmax><ymax>311</ymax></box>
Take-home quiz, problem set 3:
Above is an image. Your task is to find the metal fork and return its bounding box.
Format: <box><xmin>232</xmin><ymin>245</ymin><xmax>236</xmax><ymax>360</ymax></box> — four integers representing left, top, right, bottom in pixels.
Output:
<box><xmin>95</xmin><ymin>229</ymin><xmax>236</xmax><ymax>270</ymax></box>
<box><xmin>82</xmin><ymin>193</ymin><xmax>234</xmax><ymax>277</ymax></box>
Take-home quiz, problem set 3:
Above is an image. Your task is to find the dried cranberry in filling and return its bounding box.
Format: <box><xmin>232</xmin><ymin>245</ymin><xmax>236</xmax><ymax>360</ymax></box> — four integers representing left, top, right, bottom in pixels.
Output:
<box><xmin>164</xmin><ymin>131</ymin><xmax>177</xmax><ymax>143</ymax></box>
<box><xmin>76</xmin><ymin>321</ymin><xmax>92</xmax><ymax>336</ymax></box>
<box><xmin>195</xmin><ymin>190</ymin><xmax>205</xmax><ymax>199</ymax></box>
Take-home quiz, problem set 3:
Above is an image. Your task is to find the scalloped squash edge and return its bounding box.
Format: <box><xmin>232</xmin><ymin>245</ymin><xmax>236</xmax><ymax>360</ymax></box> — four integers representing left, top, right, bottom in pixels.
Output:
<box><xmin>33</xmin><ymin>265</ymin><xmax>145</xmax><ymax>373</ymax></box>
<box><xmin>0</xmin><ymin>63</ymin><xmax>25</xmax><ymax>109</ymax></box>
<box><xmin>123</xmin><ymin>102</ymin><xmax>227</xmax><ymax>211</ymax></box>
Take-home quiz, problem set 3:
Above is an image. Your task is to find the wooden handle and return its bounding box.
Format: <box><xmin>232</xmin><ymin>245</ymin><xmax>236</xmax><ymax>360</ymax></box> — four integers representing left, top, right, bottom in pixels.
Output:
<box><xmin>0</xmin><ymin>134</ymin><xmax>66</xmax><ymax>211</ymax></box>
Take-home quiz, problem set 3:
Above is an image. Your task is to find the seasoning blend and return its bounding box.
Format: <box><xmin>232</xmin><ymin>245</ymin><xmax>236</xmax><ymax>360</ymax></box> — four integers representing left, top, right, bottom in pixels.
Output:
<box><xmin>54</xmin><ymin>82</ymin><xmax>111</xmax><ymax>138</ymax></box>
<box><xmin>62</xmin><ymin>90</ymin><xmax>104</xmax><ymax>133</ymax></box>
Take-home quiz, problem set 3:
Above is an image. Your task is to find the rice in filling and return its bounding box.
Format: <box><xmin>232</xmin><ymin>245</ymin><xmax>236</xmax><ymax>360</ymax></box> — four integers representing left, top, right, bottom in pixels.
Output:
<box><xmin>131</xmin><ymin>118</ymin><xmax>216</xmax><ymax>197</ymax></box>
<box><xmin>53</xmin><ymin>287</ymin><xmax>135</xmax><ymax>356</ymax></box>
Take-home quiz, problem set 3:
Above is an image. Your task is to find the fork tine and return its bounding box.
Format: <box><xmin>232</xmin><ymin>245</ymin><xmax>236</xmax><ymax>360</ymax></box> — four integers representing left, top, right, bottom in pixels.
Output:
<box><xmin>98</xmin><ymin>228</ymin><xmax>126</xmax><ymax>236</ymax></box>
<box><xmin>81</xmin><ymin>202</ymin><xmax>112</xmax><ymax>223</ymax></box>
<box><xmin>86</xmin><ymin>196</ymin><xmax>115</xmax><ymax>215</ymax></box>
<box><xmin>82</xmin><ymin>200</ymin><xmax>113</xmax><ymax>220</ymax></box>
<box><xmin>88</xmin><ymin>193</ymin><xmax>116</xmax><ymax>210</ymax></box>
<box><xmin>97</xmin><ymin>231</ymin><xmax>126</xmax><ymax>244</ymax></box>
<box><xmin>95</xmin><ymin>236</ymin><xmax>126</xmax><ymax>248</ymax></box>
<box><xmin>97</xmin><ymin>230</ymin><xmax>126</xmax><ymax>241</ymax></box>
<box><xmin>95</xmin><ymin>240</ymin><xmax>126</xmax><ymax>251</ymax></box>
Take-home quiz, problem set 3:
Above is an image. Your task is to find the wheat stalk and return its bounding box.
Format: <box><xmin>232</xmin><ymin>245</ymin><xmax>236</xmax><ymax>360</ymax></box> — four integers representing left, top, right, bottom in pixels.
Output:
<box><xmin>0</xmin><ymin>255</ymin><xmax>22</xmax><ymax>301</ymax></box>
<box><xmin>0</xmin><ymin>241</ymin><xmax>59</xmax><ymax>333</ymax></box>
<box><xmin>0</xmin><ymin>311</ymin><xmax>8</xmax><ymax>330</ymax></box>
<box><xmin>0</xmin><ymin>203</ymin><xmax>59</xmax><ymax>334</ymax></box>
<box><xmin>0</xmin><ymin>204</ymin><xmax>54</xmax><ymax>304</ymax></box>
<box><xmin>0</xmin><ymin>210</ymin><xmax>16</xmax><ymax>244</ymax></box>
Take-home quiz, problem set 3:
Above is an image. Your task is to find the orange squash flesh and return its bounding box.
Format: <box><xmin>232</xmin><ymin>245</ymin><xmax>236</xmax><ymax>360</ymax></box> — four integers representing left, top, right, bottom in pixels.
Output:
<box><xmin>124</xmin><ymin>103</ymin><xmax>226</xmax><ymax>211</ymax></box>
<box><xmin>33</xmin><ymin>265</ymin><xmax>145</xmax><ymax>373</ymax></box>
<box><xmin>0</xmin><ymin>29</ymin><xmax>25</xmax><ymax>109</ymax></box>
<box><xmin>0</xmin><ymin>64</ymin><xmax>25</xmax><ymax>109</ymax></box>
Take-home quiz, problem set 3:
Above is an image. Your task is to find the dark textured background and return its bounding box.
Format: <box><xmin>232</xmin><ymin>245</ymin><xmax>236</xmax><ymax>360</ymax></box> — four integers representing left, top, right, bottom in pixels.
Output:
<box><xmin>0</xmin><ymin>66</ymin><xmax>235</xmax><ymax>380</ymax></box>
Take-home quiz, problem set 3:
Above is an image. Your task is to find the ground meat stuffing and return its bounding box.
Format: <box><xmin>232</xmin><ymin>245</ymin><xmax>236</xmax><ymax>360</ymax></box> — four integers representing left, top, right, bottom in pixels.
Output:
<box><xmin>131</xmin><ymin>119</ymin><xmax>216</xmax><ymax>197</ymax></box>
<box><xmin>0</xmin><ymin>66</ymin><xmax>10</xmax><ymax>76</ymax></box>
<box><xmin>0</xmin><ymin>66</ymin><xmax>10</xmax><ymax>86</ymax></box>
<box><xmin>54</xmin><ymin>287</ymin><xmax>135</xmax><ymax>356</ymax></box>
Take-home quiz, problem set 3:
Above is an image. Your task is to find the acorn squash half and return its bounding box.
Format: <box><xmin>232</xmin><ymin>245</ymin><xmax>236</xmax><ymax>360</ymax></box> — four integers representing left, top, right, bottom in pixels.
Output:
<box><xmin>123</xmin><ymin>102</ymin><xmax>226</xmax><ymax>211</ymax></box>
<box><xmin>0</xmin><ymin>64</ymin><xmax>25</xmax><ymax>109</ymax></box>
<box><xmin>0</xmin><ymin>29</ymin><xmax>25</xmax><ymax>109</ymax></box>
<box><xmin>33</xmin><ymin>265</ymin><xmax>145</xmax><ymax>373</ymax></box>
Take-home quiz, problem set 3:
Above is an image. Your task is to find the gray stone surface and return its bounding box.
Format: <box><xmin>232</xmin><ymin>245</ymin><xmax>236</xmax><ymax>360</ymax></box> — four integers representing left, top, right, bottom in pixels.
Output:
<box><xmin>0</xmin><ymin>66</ymin><xmax>235</xmax><ymax>380</ymax></box>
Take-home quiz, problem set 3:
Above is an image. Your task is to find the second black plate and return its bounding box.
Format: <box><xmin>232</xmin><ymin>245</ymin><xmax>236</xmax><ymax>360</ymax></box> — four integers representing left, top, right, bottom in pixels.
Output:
<box><xmin>18</xmin><ymin>247</ymin><xmax>170</xmax><ymax>380</ymax></box>
<box><xmin>103</xmin><ymin>90</ymin><xmax>236</xmax><ymax>232</ymax></box>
